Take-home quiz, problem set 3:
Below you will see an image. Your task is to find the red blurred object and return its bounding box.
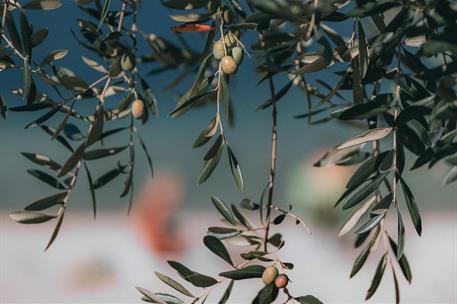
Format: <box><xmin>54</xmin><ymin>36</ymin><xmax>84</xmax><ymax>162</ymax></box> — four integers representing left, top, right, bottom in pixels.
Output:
<box><xmin>171</xmin><ymin>24</ymin><xmax>215</xmax><ymax>33</ymax></box>
<box><xmin>130</xmin><ymin>172</ymin><xmax>185</xmax><ymax>258</ymax></box>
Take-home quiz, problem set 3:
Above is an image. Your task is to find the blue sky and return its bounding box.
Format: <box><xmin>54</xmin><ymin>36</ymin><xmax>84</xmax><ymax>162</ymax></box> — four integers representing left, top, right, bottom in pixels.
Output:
<box><xmin>0</xmin><ymin>1</ymin><xmax>454</xmax><ymax>211</ymax></box>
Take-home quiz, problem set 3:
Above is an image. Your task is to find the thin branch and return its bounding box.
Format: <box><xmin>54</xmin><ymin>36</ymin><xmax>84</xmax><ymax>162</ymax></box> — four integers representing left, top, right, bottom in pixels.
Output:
<box><xmin>263</xmin><ymin>75</ymin><xmax>278</xmax><ymax>251</ymax></box>
<box><xmin>268</xmin><ymin>205</ymin><xmax>311</xmax><ymax>235</ymax></box>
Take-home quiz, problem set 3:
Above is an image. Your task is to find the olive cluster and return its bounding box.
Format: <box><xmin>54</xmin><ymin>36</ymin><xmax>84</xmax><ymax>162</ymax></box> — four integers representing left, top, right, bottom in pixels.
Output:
<box><xmin>213</xmin><ymin>33</ymin><xmax>243</xmax><ymax>75</ymax></box>
<box><xmin>212</xmin><ymin>7</ymin><xmax>243</xmax><ymax>75</ymax></box>
<box><xmin>117</xmin><ymin>51</ymin><xmax>145</xmax><ymax>119</ymax></box>
<box><xmin>262</xmin><ymin>266</ymin><xmax>289</xmax><ymax>289</ymax></box>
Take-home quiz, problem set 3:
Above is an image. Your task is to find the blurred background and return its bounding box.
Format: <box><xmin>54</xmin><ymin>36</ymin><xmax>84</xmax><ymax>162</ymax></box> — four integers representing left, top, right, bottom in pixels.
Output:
<box><xmin>0</xmin><ymin>1</ymin><xmax>456</xmax><ymax>303</ymax></box>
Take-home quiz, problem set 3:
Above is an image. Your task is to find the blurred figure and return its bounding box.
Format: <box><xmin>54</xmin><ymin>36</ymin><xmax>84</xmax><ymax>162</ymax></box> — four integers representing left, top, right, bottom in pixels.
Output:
<box><xmin>286</xmin><ymin>151</ymin><xmax>353</xmax><ymax>227</ymax></box>
<box><xmin>66</xmin><ymin>257</ymin><xmax>115</xmax><ymax>292</ymax></box>
<box><xmin>130</xmin><ymin>171</ymin><xmax>185</xmax><ymax>258</ymax></box>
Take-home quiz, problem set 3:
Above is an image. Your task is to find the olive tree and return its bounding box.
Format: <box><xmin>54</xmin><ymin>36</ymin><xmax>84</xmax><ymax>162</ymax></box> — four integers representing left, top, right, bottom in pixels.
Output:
<box><xmin>1</xmin><ymin>0</ymin><xmax>456</xmax><ymax>303</ymax></box>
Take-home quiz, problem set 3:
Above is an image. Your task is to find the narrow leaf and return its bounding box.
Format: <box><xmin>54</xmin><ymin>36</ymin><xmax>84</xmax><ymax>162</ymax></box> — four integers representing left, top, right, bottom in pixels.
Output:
<box><xmin>203</xmin><ymin>235</ymin><xmax>233</xmax><ymax>266</ymax></box>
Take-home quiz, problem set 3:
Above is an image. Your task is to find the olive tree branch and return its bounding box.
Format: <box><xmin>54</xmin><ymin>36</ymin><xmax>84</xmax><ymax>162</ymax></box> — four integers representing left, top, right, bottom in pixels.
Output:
<box><xmin>62</xmin><ymin>0</ymin><xmax>129</xmax><ymax>210</ymax></box>
<box><xmin>263</xmin><ymin>75</ymin><xmax>278</xmax><ymax>251</ymax></box>
<box><xmin>1</xmin><ymin>33</ymin><xmax>27</xmax><ymax>61</ymax></box>
<box><xmin>1</xmin><ymin>3</ymin><xmax>7</xmax><ymax>34</ymax></box>
<box><xmin>268</xmin><ymin>205</ymin><xmax>312</xmax><ymax>235</ymax></box>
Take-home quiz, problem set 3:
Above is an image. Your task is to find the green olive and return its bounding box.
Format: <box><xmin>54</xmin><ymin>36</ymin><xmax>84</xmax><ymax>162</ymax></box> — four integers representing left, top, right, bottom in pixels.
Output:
<box><xmin>120</xmin><ymin>52</ymin><xmax>135</xmax><ymax>71</ymax></box>
<box><xmin>262</xmin><ymin>266</ymin><xmax>278</xmax><ymax>285</ymax></box>
<box><xmin>207</xmin><ymin>0</ymin><xmax>221</xmax><ymax>14</ymax></box>
<box><xmin>131</xmin><ymin>99</ymin><xmax>145</xmax><ymax>119</ymax></box>
<box><xmin>231</xmin><ymin>46</ymin><xmax>243</xmax><ymax>64</ymax></box>
<box><xmin>108</xmin><ymin>56</ymin><xmax>122</xmax><ymax>78</ymax></box>
<box><xmin>223</xmin><ymin>9</ymin><xmax>232</xmax><ymax>24</ymax></box>
<box><xmin>224</xmin><ymin>32</ymin><xmax>237</xmax><ymax>48</ymax></box>
<box><xmin>220</xmin><ymin>56</ymin><xmax>237</xmax><ymax>75</ymax></box>
<box><xmin>213</xmin><ymin>40</ymin><xmax>225</xmax><ymax>60</ymax></box>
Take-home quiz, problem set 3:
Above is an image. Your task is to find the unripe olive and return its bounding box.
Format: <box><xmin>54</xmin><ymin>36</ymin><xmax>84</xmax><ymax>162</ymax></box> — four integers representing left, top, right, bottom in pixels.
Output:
<box><xmin>213</xmin><ymin>40</ymin><xmax>225</xmax><ymax>60</ymax></box>
<box><xmin>220</xmin><ymin>56</ymin><xmax>237</xmax><ymax>75</ymax></box>
<box><xmin>262</xmin><ymin>266</ymin><xmax>278</xmax><ymax>285</ymax></box>
<box><xmin>224</xmin><ymin>32</ymin><xmax>237</xmax><ymax>48</ymax></box>
<box><xmin>108</xmin><ymin>56</ymin><xmax>122</xmax><ymax>78</ymax></box>
<box><xmin>275</xmin><ymin>274</ymin><xmax>289</xmax><ymax>288</ymax></box>
<box><xmin>131</xmin><ymin>99</ymin><xmax>145</xmax><ymax>119</ymax></box>
<box><xmin>207</xmin><ymin>0</ymin><xmax>221</xmax><ymax>13</ymax></box>
<box><xmin>223</xmin><ymin>9</ymin><xmax>232</xmax><ymax>24</ymax></box>
<box><xmin>231</xmin><ymin>46</ymin><xmax>243</xmax><ymax>64</ymax></box>
<box><xmin>120</xmin><ymin>52</ymin><xmax>135</xmax><ymax>71</ymax></box>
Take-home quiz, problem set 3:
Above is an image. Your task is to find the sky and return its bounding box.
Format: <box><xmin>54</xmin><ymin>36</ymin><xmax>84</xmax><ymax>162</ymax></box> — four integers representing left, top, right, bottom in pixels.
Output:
<box><xmin>0</xmin><ymin>1</ymin><xmax>455</xmax><ymax>212</ymax></box>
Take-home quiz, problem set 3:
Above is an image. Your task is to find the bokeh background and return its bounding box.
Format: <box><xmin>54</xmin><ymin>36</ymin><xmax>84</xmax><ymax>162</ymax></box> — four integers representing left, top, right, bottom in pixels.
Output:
<box><xmin>1</xmin><ymin>1</ymin><xmax>456</xmax><ymax>303</ymax></box>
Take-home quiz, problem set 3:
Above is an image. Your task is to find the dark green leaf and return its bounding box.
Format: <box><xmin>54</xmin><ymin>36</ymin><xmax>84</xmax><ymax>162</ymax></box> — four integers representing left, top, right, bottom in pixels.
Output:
<box><xmin>19</xmin><ymin>12</ymin><xmax>32</xmax><ymax>58</ymax></box>
<box><xmin>338</xmin><ymin>196</ymin><xmax>375</xmax><ymax>236</ymax></box>
<box><xmin>9</xmin><ymin>210</ymin><xmax>56</xmax><ymax>224</ymax></box>
<box><xmin>170</xmin><ymin>90</ymin><xmax>212</xmax><ymax>118</ymax></box>
<box><xmin>93</xmin><ymin>168</ymin><xmax>121</xmax><ymax>189</ymax></box>
<box><xmin>31</xmin><ymin>28</ymin><xmax>49</xmax><ymax>46</ymax></box>
<box><xmin>186</xmin><ymin>273</ymin><xmax>218</xmax><ymax>288</ymax></box>
<box><xmin>167</xmin><ymin>261</ymin><xmax>194</xmax><ymax>278</ymax></box>
<box><xmin>141</xmin><ymin>78</ymin><xmax>159</xmax><ymax>116</ymax></box>
<box><xmin>44</xmin><ymin>208</ymin><xmax>65</xmax><ymax>250</ymax></box>
<box><xmin>393</xmin><ymin>268</ymin><xmax>400</xmax><ymax>304</ymax></box>
<box><xmin>219</xmin><ymin>265</ymin><xmax>265</xmax><ymax>280</ymax></box>
<box><xmin>203</xmin><ymin>235</ymin><xmax>233</xmax><ymax>266</ymax></box>
<box><xmin>58</xmin><ymin>144</ymin><xmax>85</xmax><ymax>177</ymax></box>
<box><xmin>240</xmin><ymin>198</ymin><xmax>259</xmax><ymax>210</ymax></box>
<box><xmin>397</xmin><ymin>209</ymin><xmax>405</xmax><ymax>259</ymax></box>
<box><xmin>98</xmin><ymin>0</ymin><xmax>112</xmax><ymax>29</ymax></box>
<box><xmin>154</xmin><ymin>272</ymin><xmax>194</xmax><ymax>298</ymax></box>
<box><xmin>198</xmin><ymin>143</ymin><xmax>223</xmax><ymax>184</ymax></box>
<box><xmin>137</xmin><ymin>133</ymin><xmax>154</xmax><ymax>178</ymax></box>
<box><xmin>22</xmin><ymin>0</ymin><xmax>63</xmax><ymax>10</ymax></box>
<box><xmin>211</xmin><ymin>196</ymin><xmax>237</xmax><ymax>226</ymax></box>
<box><xmin>27</xmin><ymin>169</ymin><xmax>65</xmax><ymax>189</ymax></box>
<box><xmin>83</xmin><ymin>163</ymin><xmax>97</xmax><ymax>219</ymax></box>
<box><xmin>21</xmin><ymin>152</ymin><xmax>62</xmax><ymax>170</ymax></box>
<box><xmin>227</xmin><ymin>146</ymin><xmax>243</xmax><ymax>192</ymax></box>
<box><xmin>218</xmin><ymin>280</ymin><xmax>234</xmax><ymax>304</ymax></box>
<box><xmin>355</xmin><ymin>214</ymin><xmax>384</xmax><ymax>234</ymax></box>
<box><xmin>167</xmin><ymin>261</ymin><xmax>218</xmax><ymax>288</ymax></box>
<box><xmin>365</xmin><ymin>254</ymin><xmax>387</xmax><ymax>300</ymax></box>
<box><xmin>40</xmin><ymin>125</ymin><xmax>74</xmax><ymax>152</ymax></box>
<box><xmin>24</xmin><ymin>191</ymin><xmax>67</xmax><ymax>211</ymax></box>
<box><xmin>86</xmin><ymin>106</ymin><xmax>104</xmax><ymax>146</ymax></box>
<box><xmin>204</xmin><ymin>135</ymin><xmax>223</xmax><ymax>161</ymax></box>
<box><xmin>220</xmin><ymin>75</ymin><xmax>230</xmax><ymax>121</ymax></box>
<box><xmin>400</xmin><ymin>178</ymin><xmax>422</xmax><ymax>236</ymax></box>
<box><xmin>389</xmin><ymin>237</ymin><xmax>412</xmax><ymax>283</ymax></box>
<box><xmin>208</xmin><ymin>227</ymin><xmax>239</xmax><ymax>234</ymax></box>
<box><xmin>273</xmin><ymin>214</ymin><xmax>286</xmax><ymax>225</ymax></box>
<box><xmin>358</xmin><ymin>21</ymin><xmax>368</xmax><ymax>78</ymax></box>
<box><xmin>231</xmin><ymin>204</ymin><xmax>249</xmax><ymax>228</ymax></box>
<box><xmin>6</xmin><ymin>11</ymin><xmax>23</xmax><ymax>54</ymax></box>
<box><xmin>0</xmin><ymin>95</ymin><xmax>6</xmax><ymax>119</ymax></box>
<box><xmin>162</xmin><ymin>0</ymin><xmax>207</xmax><ymax>10</ymax></box>
<box><xmin>84</xmin><ymin>146</ymin><xmax>127</xmax><ymax>160</ymax></box>
<box><xmin>296</xmin><ymin>295</ymin><xmax>323</xmax><ymax>304</ymax></box>
<box><xmin>350</xmin><ymin>244</ymin><xmax>371</xmax><ymax>278</ymax></box>
<box><xmin>257</xmin><ymin>80</ymin><xmax>293</xmax><ymax>111</ymax></box>
<box><xmin>253</xmin><ymin>283</ymin><xmax>279</xmax><ymax>304</ymax></box>
<box><xmin>339</xmin><ymin>172</ymin><xmax>388</xmax><ymax>209</ymax></box>
<box><xmin>63</xmin><ymin>123</ymin><xmax>84</xmax><ymax>141</ymax></box>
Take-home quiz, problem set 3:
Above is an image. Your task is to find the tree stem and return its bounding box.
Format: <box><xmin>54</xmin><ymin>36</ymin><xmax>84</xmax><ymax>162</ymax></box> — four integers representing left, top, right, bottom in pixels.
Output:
<box><xmin>263</xmin><ymin>75</ymin><xmax>277</xmax><ymax>251</ymax></box>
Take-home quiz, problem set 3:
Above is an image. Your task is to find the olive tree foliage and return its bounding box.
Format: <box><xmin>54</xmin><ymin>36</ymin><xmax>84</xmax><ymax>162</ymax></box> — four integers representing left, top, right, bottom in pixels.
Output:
<box><xmin>1</xmin><ymin>0</ymin><xmax>456</xmax><ymax>302</ymax></box>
